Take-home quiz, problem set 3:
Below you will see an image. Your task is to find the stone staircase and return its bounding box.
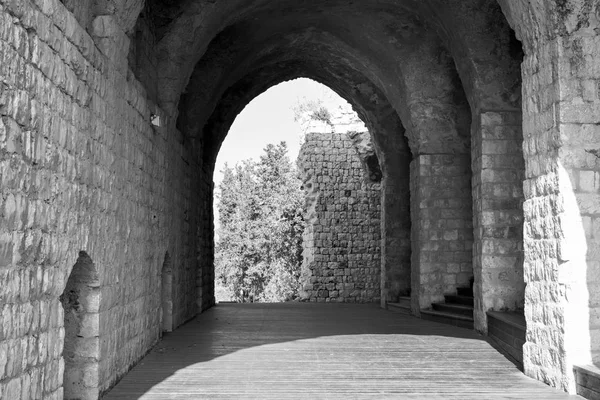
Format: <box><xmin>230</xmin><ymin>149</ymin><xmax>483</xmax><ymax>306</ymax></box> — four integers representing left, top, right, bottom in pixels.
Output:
<box><xmin>420</xmin><ymin>286</ymin><xmax>474</xmax><ymax>329</ymax></box>
<box><xmin>387</xmin><ymin>296</ymin><xmax>412</xmax><ymax>315</ymax></box>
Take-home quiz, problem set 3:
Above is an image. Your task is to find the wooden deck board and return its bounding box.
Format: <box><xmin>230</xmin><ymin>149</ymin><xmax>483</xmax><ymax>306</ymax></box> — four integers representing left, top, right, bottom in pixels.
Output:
<box><xmin>104</xmin><ymin>303</ymin><xmax>581</xmax><ymax>399</ymax></box>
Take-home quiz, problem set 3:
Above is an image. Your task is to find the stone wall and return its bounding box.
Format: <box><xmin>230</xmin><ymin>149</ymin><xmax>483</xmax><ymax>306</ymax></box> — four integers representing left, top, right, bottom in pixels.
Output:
<box><xmin>471</xmin><ymin>111</ymin><xmax>525</xmax><ymax>332</ymax></box>
<box><xmin>410</xmin><ymin>154</ymin><xmax>473</xmax><ymax>313</ymax></box>
<box><xmin>0</xmin><ymin>0</ymin><xmax>205</xmax><ymax>398</ymax></box>
<box><xmin>380</xmin><ymin>155</ymin><xmax>411</xmax><ymax>304</ymax></box>
<box><xmin>521</xmin><ymin>33</ymin><xmax>600</xmax><ymax>392</ymax></box>
<box><xmin>298</xmin><ymin>131</ymin><xmax>381</xmax><ymax>303</ymax></box>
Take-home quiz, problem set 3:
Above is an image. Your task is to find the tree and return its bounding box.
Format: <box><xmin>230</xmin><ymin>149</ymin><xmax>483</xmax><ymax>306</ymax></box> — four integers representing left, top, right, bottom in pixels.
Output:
<box><xmin>214</xmin><ymin>142</ymin><xmax>305</xmax><ymax>302</ymax></box>
<box><xmin>292</xmin><ymin>98</ymin><xmax>333</xmax><ymax>134</ymax></box>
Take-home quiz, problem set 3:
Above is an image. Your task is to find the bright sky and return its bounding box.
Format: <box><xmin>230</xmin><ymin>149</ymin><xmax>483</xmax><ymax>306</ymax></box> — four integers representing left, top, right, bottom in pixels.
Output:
<box><xmin>213</xmin><ymin>78</ymin><xmax>351</xmax><ymax>185</ymax></box>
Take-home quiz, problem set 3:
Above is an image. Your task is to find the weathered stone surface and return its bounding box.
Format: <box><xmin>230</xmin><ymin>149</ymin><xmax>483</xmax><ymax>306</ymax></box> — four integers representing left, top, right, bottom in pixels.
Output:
<box><xmin>519</xmin><ymin>26</ymin><xmax>600</xmax><ymax>394</ymax></box>
<box><xmin>0</xmin><ymin>0</ymin><xmax>207</xmax><ymax>397</ymax></box>
<box><xmin>410</xmin><ymin>154</ymin><xmax>474</xmax><ymax>313</ymax></box>
<box><xmin>472</xmin><ymin>110</ymin><xmax>525</xmax><ymax>334</ymax></box>
<box><xmin>298</xmin><ymin>130</ymin><xmax>381</xmax><ymax>303</ymax></box>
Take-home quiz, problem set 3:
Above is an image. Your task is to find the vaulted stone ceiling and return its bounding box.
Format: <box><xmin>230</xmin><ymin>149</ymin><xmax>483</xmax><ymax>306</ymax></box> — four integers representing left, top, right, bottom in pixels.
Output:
<box><xmin>129</xmin><ymin>0</ymin><xmax>522</xmax><ymax>170</ymax></box>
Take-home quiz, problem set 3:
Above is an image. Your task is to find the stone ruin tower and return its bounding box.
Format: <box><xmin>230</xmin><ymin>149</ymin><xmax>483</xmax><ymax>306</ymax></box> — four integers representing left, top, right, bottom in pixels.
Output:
<box><xmin>297</xmin><ymin>110</ymin><xmax>383</xmax><ymax>303</ymax></box>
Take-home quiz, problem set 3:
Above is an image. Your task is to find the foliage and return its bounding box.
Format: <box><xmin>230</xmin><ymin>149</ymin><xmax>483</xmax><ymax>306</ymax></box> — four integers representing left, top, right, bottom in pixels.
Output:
<box><xmin>292</xmin><ymin>98</ymin><xmax>334</xmax><ymax>134</ymax></box>
<box><xmin>214</xmin><ymin>142</ymin><xmax>305</xmax><ymax>302</ymax></box>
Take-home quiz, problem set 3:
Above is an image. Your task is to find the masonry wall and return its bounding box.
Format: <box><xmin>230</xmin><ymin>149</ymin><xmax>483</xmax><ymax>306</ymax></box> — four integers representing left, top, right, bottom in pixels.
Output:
<box><xmin>0</xmin><ymin>1</ymin><xmax>203</xmax><ymax>398</ymax></box>
<box><xmin>472</xmin><ymin>111</ymin><xmax>525</xmax><ymax>333</ymax></box>
<box><xmin>298</xmin><ymin>132</ymin><xmax>381</xmax><ymax>303</ymax></box>
<box><xmin>379</xmin><ymin>145</ymin><xmax>411</xmax><ymax>303</ymax></box>
<box><xmin>521</xmin><ymin>33</ymin><xmax>600</xmax><ymax>392</ymax></box>
<box><xmin>410</xmin><ymin>154</ymin><xmax>473</xmax><ymax>313</ymax></box>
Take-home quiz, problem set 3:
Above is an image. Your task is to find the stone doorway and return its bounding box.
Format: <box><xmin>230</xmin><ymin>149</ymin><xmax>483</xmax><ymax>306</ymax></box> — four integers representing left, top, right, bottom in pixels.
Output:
<box><xmin>60</xmin><ymin>251</ymin><xmax>101</xmax><ymax>400</ymax></box>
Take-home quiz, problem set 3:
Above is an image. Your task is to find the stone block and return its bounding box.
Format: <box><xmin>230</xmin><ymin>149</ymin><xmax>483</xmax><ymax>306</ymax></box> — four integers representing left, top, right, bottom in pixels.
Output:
<box><xmin>579</xmin><ymin>170</ymin><xmax>600</xmax><ymax>192</ymax></box>
<box><xmin>3</xmin><ymin>377</ymin><xmax>21</xmax><ymax>400</ymax></box>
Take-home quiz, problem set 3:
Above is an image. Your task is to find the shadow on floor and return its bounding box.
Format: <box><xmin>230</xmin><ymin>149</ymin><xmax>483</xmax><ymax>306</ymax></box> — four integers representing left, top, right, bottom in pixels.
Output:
<box><xmin>103</xmin><ymin>303</ymin><xmax>577</xmax><ymax>399</ymax></box>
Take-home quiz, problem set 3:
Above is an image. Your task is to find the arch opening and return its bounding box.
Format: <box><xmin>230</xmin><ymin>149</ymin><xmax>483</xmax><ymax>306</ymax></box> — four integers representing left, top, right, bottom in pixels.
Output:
<box><xmin>60</xmin><ymin>251</ymin><xmax>101</xmax><ymax>400</ymax></box>
<box><xmin>171</xmin><ymin>4</ymin><xmax>477</xmax><ymax>311</ymax></box>
<box><xmin>156</xmin><ymin>0</ymin><xmax>534</xmax><ymax>390</ymax></box>
<box><xmin>166</xmin><ymin>0</ymin><xmax>526</xmax><ymax>335</ymax></box>
<box><xmin>211</xmin><ymin>78</ymin><xmax>394</xmax><ymax>304</ymax></box>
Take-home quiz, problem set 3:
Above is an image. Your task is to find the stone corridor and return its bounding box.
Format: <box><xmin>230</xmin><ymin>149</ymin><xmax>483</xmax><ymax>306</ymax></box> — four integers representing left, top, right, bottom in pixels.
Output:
<box><xmin>1</xmin><ymin>0</ymin><xmax>600</xmax><ymax>398</ymax></box>
<box><xmin>104</xmin><ymin>303</ymin><xmax>580</xmax><ymax>399</ymax></box>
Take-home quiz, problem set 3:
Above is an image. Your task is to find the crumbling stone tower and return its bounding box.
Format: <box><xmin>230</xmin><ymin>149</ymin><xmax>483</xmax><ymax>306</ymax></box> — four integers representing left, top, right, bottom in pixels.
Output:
<box><xmin>0</xmin><ymin>0</ymin><xmax>599</xmax><ymax>398</ymax></box>
<box><xmin>297</xmin><ymin>120</ymin><xmax>382</xmax><ymax>303</ymax></box>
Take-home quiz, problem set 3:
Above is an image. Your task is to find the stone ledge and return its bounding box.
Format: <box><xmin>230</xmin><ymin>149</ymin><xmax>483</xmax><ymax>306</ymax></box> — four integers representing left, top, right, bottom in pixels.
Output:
<box><xmin>574</xmin><ymin>364</ymin><xmax>600</xmax><ymax>400</ymax></box>
<box><xmin>487</xmin><ymin>310</ymin><xmax>526</xmax><ymax>330</ymax></box>
<box><xmin>487</xmin><ymin>311</ymin><xmax>526</xmax><ymax>370</ymax></box>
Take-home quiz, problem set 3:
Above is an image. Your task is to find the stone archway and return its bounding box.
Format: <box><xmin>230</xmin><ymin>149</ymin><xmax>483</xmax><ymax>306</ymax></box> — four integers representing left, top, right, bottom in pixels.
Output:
<box><xmin>60</xmin><ymin>251</ymin><xmax>101</xmax><ymax>400</ymax></box>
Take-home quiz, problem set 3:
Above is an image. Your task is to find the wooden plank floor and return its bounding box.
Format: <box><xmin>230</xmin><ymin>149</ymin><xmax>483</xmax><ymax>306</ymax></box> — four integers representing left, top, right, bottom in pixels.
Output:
<box><xmin>104</xmin><ymin>303</ymin><xmax>581</xmax><ymax>399</ymax></box>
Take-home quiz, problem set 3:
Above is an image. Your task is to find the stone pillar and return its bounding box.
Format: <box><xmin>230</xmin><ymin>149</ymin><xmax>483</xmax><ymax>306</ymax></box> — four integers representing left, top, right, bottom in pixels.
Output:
<box><xmin>471</xmin><ymin>111</ymin><xmax>525</xmax><ymax>333</ymax></box>
<box><xmin>521</xmin><ymin>34</ymin><xmax>600</xmax><ymax>393</ymax></box>
<box><xmin>380</xmin><ymin>158</ymin><xmax>411</xmax><ymax>304</ymax></box>
<box><xmin>410</xmin><ymin>154</ymin><xmax>473</xmax><ymax>315</ymax></box>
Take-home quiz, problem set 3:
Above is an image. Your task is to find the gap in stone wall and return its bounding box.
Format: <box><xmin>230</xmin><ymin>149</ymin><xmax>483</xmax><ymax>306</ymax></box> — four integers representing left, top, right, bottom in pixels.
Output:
<box><xmin>60</xmin><ymin>252</ymin><xmax>100</xmax><ymax>400</ymax></box>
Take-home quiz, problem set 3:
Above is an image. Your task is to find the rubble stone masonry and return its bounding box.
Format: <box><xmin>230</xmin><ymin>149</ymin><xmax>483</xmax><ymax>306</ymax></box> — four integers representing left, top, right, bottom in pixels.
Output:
<box><xmin>298</xmin><ymin>131</ymin><xmax>381</xmax><ymax>303</ymax></box>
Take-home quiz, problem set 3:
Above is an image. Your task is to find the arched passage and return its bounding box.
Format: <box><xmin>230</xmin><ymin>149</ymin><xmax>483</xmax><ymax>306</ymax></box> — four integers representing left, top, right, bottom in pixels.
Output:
<box><xmin>194</xmin><ymin>73</ymin><xmax>467</xmax><ymax>315</ymax></box>
<box><xmin>195</xmin><ymin>66</ymin><xmax>413</xmax><ymax>298</ymax></box>
<box><xmin>13</xmin><ymin>0</ymin><xmax>600</xmax><ymax>397</ymax></box>
<box><xmin>201</xmin><ymin>70</ymin><xmax>414</xmax><ymax>307</ymax></box>
<box><xmin>175</xmin><ymin>18</ymin><xmax>477</xmax><ymax>316</ymax></box>
<box><xmin>144</xmin><ymin>0</ymin><xmax>524</xmax><ymax>337</ymax></box>
<box><xmin>60</xmin><ymin>251</ymin><xmax>101</xmax><ymax>400</ymax></box>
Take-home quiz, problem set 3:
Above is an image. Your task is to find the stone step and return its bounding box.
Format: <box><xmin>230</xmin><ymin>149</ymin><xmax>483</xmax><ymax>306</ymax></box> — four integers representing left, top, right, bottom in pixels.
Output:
<box><xmin>397</xmin><ymin>296</ymin><xmax>411</xmax><ymax>307</ymax></box>
<box><xmin>444</xmin><ymin>294</ymin><xmax>474</xmax><ymax>307</ymax></box>
<box><xmin>432</xmin><ymin>302</ymin><xmax>473</xmax><ymax>317</ymax></box>
<box><xmin>388</xmin><ymin>301</ymin><xmax>411</xmax><ymax>315</ymax></box>
<box><xmin>574</xmin><ymin>364</ymin><xmax>600</xmax><ymax>400</ymax></box>
<box><xmin>420</xmin><ymin>309</ymin><xmax>474</xmax><ymax>330</ymax></box>
<box><xmin>456</xmin><ymin>286</ymin><xmax>473</xmax><ymax>297</ymax></box>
